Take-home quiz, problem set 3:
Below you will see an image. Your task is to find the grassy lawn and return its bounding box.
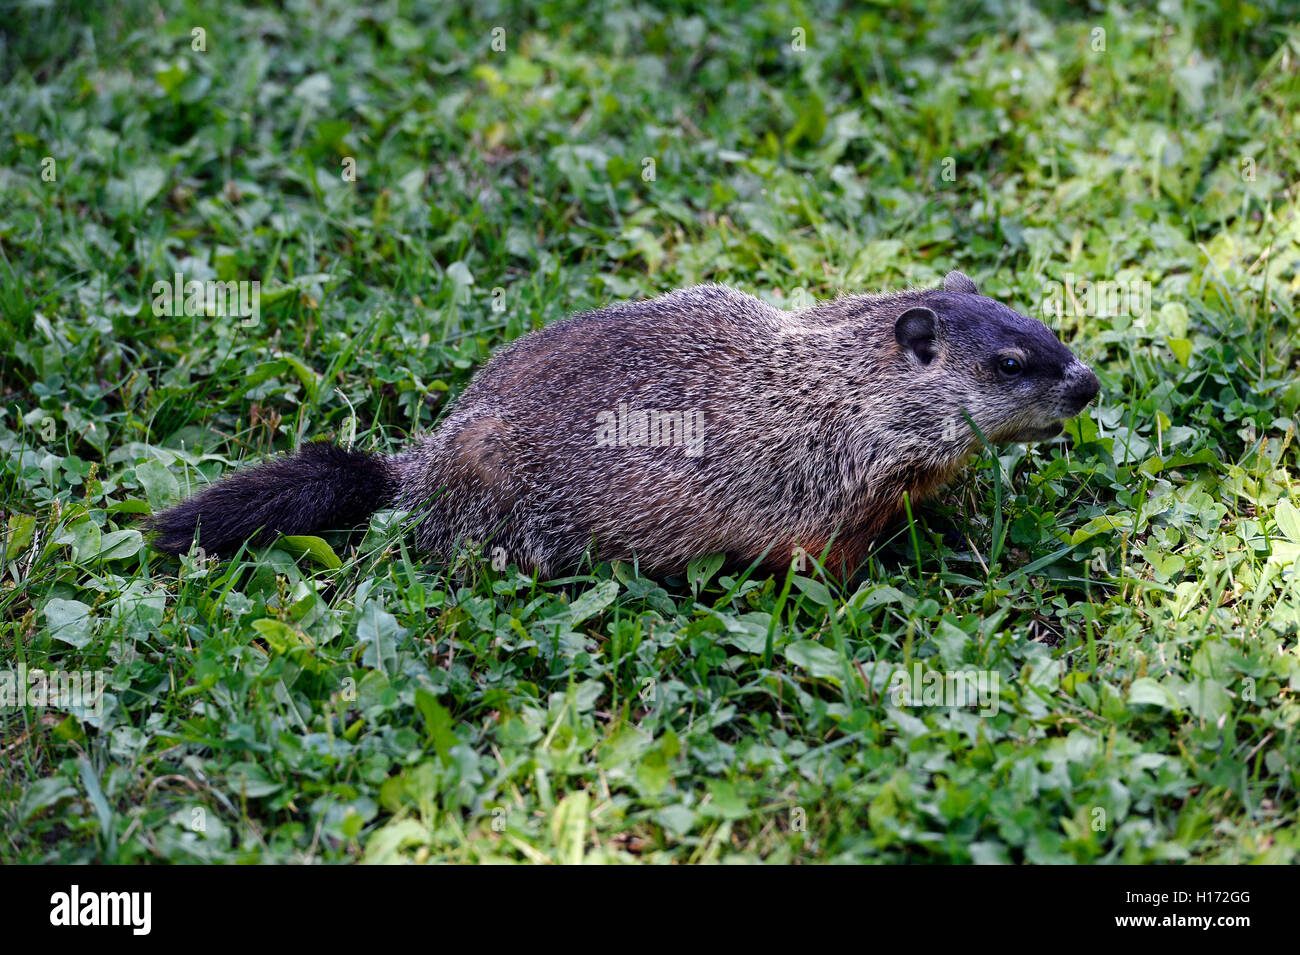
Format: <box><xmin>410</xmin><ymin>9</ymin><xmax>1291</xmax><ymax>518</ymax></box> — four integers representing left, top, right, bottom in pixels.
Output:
<box><xmin>2</xmin><ymin>0</ymin><xmax>1299</xmax><ymax>864</ymax></box>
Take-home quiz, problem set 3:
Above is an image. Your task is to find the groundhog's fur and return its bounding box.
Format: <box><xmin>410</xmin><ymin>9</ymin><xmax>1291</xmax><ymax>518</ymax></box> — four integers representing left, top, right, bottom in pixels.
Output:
<box><xmin>147</xmin><ymin>271</ymin><xmax>1100</xmax><ymax>577</ymax></box>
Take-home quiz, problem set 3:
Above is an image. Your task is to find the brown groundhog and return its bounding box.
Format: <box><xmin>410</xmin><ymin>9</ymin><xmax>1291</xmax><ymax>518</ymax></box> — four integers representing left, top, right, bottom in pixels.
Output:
<box><xmin>147</xmin><ymin>271</ymin><xmax>1099</xmax><ymax>577</ymax></box>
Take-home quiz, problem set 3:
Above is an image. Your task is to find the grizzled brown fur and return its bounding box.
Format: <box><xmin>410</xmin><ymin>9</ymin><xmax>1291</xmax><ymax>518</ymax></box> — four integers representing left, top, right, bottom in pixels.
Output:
<box><xmin>148</xmin><ymin>271</ymin><xmax>1099</xmax><ymax>577</ymax></box>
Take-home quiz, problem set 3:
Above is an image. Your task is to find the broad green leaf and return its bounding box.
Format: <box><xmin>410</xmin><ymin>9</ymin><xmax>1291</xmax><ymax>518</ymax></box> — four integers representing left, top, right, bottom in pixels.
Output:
<box><xmin>598</xmin><ymin>725</ymin><xmax>651</xmax><ymax>770</ymax></box>
<box><xmin>19</xmin><ymin>776</ymin><xmax>77</xmax><ymax>823</ymax></box>
<box><xmin>226</xmin><ymin>761</ymin><xmax>283</xmax><ymax>798</ymax></box>
<box><xmin>1158</xmin><ymin>302</ymin><xmax>1189</xmax><ymax>338</ymax></box>
<box><xmin>792</xmin><ymin>574</ymin><xmax>833</xmax><ymax>607</ymax></box>
<box><xmin>67</xmin><ymin>519</ymin><xmax>100</xmax><ymax>563</ymax></box>
<box><xmin>252</xmin><ymin>617</ymin><xmax>299</xmax><ymax>653</ymax></box>
<box><xmin>654</xmin><ymin>805</ymin><xmax>695</xmax><ymax>838</ymax></box>
<box><xmin>567</xmin><ymin>580</ymin><xmax>618</xmax><ymax>625</ymax></box>
<box><xmin>1166</xmin><ymin>338</ymin><xmax>1193</xmax><ymax>366</ymax></box>
<box><xmin>1173</xmin><ymin>678</ymin><xmax>1232</xmax><ymax>722</ymax></box>
<box><xmin>1274</xmin><ymin>499</ymin><xmax>1300</xmax><ymax>544</ymax></box>
<box><xmin>4</xmin><ymin>513</ymin><xmax>36</xmax><ymax>557</ymax></box>
<box><xmin>1128</xmin><ymin>677</ymin><xmax>1175</xmax><ymax>710</ymax></box>
<box><xmin>701</xmin><ymin>779</ymin><xmax>750</xmax><ymax>820</ymax></box>
<box><xmin>106</xmin><ymin>165</ymin><xmax>166</xmax><ymax>215</ymax></box>
<box><xmin>686</xmin><ymin>552</ymin><xmax>724</xmax><ymax>594</ymax></box>
<box><xmin>93</xmin><ymin>529</ymin><xmax>143</xmax><ymax>561</ymax></box>
<box><xmin>278</xmin><ymin>534</ymin><xmax>342</xmax><ymax>569</ymax></box>
<box><xmin>1070</xmin><ymin>513</ymin><xmax>1132</xmax><ymax>546</ymax></box>
<box><xmin>356</xmin><ymin>601</ymin><xmax>401</xmax><ymax>671</ymax></box>
<box><xmin>136</xmin><ymin>460</ymin><xmax>180</xmax><ymax>510</ymax></box>
<box><xmin>44</xmin><ymin>598</ymin><xmax>95</xmax><ymax>648</ymax></box>
<box><xmin>783</xmin><ymin>640</ymin><xmax>844</xmax><ymax>681</ymax></box>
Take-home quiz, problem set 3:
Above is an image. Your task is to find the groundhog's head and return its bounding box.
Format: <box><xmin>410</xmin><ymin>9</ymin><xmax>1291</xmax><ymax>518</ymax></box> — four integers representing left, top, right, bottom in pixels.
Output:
<box><xmin>893</xmin><ymin>271</ymin><xmax>1100</xmax><ymax>444</ymax></box>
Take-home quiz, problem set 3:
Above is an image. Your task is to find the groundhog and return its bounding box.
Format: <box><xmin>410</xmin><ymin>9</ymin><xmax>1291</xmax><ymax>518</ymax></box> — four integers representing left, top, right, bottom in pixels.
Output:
<box><xmin>147</xmin><ymin>271</ymin><xmax>1100</xmax><ymax>577</ymax></box>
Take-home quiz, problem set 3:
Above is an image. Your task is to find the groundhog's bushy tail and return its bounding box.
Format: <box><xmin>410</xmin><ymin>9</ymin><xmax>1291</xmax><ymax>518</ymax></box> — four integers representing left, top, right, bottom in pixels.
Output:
<box><xmin>145</xmin><ymin>442</ymin><xmax>397</xmax><ymax>557</ymax></box>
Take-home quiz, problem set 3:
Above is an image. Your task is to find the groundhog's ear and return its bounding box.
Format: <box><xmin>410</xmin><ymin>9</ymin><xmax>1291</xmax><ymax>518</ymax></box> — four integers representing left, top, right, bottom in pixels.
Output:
<box><xmin>943</xmin><ymin>270</ymin><xmax>978</xmax><ymax>294</ymax></box>
<box><xmin>895</xmin><ymin>307</ymin><xmax>938</xmax><ymax>364</ymax></box>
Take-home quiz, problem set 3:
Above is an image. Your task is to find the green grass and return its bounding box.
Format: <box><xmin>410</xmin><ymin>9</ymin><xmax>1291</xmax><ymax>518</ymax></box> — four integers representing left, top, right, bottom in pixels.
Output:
<box><xmin>2</xmin><ymin>0</ymin><xmax>1299</xmax><ymax>863</ymax></box>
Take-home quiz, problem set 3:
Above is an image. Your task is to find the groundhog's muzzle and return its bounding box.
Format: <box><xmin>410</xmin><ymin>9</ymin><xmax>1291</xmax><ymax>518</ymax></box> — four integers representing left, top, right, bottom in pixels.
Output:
<box><xmin>1061</xmin><ymin>361</ymin><xmax>1101</xmax><ymax>417</ymax></box>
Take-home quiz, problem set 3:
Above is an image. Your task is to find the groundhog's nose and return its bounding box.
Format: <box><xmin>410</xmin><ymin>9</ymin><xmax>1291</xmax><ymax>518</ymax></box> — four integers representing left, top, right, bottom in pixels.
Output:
<box><xmin>1063</xmin><ymin>363</ymin><xmax>1101</xmax><ymax>414</ymax></box>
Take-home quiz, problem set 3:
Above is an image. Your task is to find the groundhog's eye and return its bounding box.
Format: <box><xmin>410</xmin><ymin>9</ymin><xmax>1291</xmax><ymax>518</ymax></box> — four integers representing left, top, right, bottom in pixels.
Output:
<box><xmin>998</xmin><ymin>356</ymin><xmax>1024</xmax><ymax>377</ymax></box>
